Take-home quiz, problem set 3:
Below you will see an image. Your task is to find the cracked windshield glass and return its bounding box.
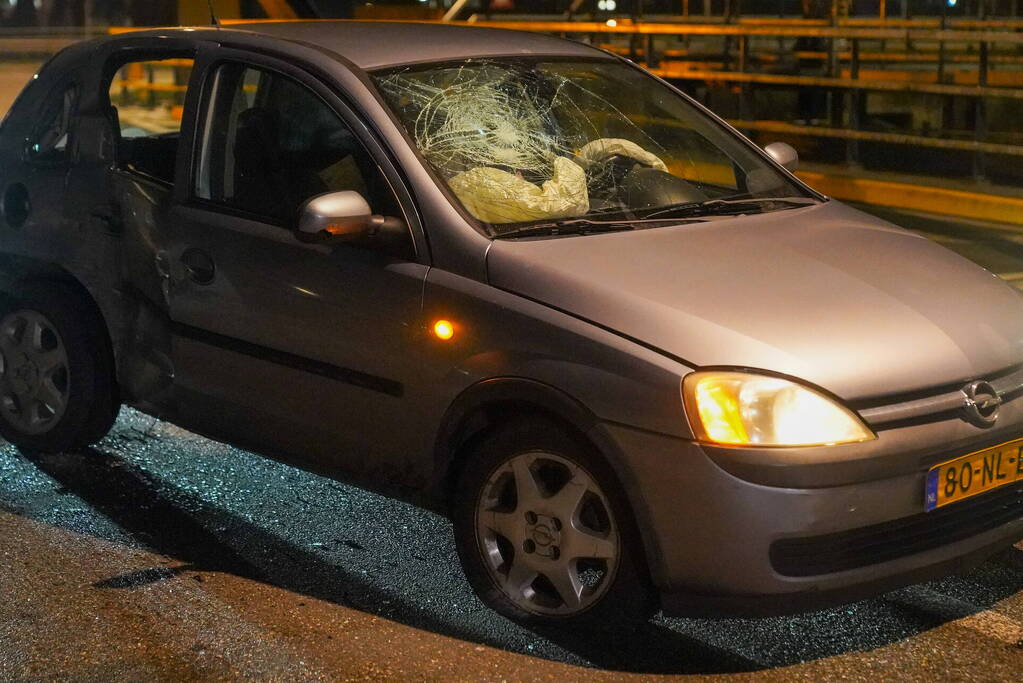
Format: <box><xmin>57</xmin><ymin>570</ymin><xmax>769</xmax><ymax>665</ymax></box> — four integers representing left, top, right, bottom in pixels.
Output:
<box><xmin>375</xmin><ymin>59</ymin><xmax>812</xmax><ymax>235</ymax></box>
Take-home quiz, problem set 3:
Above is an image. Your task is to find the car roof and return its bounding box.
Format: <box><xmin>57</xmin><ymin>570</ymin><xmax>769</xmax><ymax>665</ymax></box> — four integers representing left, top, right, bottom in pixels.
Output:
<box><xmin>220</xmin><ymin>20</ymin><xmax>607</xmax><ymax>70</ymax></box>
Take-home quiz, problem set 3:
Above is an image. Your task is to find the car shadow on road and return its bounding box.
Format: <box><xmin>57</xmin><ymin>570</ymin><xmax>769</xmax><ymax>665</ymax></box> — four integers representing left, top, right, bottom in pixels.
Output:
<box><xmin>9</xmin><ymin>446</ymin><xmax>758</xmax><ymax>675</ymax></box>
<box><xmin>8</xmin><ymin>444</ymin><xmax>1023</xmax><ymax>675</ymax></box>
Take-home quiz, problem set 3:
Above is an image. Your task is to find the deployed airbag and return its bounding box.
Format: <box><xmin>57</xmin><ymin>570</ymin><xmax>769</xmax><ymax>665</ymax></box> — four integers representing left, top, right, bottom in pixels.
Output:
<box><xmin>575</xmin><ymin>138</ymin><xmax>668</xmax><ymax>172</ymax></box>
<box><xmin>448</xmin><ymin>155</ymin><xmax>589</xmax><ymax>224</ymax></box>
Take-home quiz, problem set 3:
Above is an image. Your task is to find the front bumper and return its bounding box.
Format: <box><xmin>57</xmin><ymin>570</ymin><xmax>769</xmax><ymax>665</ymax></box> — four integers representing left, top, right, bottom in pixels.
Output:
<box><xmin>600</xmin><ymin>420</ymin><xmax>1023</xmax><ymax>618</ymax></box>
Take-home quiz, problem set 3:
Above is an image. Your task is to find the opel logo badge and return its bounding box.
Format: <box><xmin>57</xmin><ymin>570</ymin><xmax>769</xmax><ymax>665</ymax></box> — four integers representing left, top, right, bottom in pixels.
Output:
<box><xmin>531</xmin><ymin>524</ymin><xmax>554</xmax><ymax>547</ymax></box>
<box><xmin>961</xmin><ymin>380</ymin><xmax>1001</xmax><ymax>427</ymax></box>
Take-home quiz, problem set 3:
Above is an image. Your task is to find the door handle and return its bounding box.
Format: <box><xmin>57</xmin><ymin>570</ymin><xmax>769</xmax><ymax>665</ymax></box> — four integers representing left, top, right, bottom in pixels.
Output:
<box><xmin>180</xmin><ymin>247</ymin><xmax>215</xmax><ymax>285</ymax></box>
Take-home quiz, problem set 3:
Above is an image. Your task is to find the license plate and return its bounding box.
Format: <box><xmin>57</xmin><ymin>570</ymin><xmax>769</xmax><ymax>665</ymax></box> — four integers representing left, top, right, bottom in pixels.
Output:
<box><xmin>925</xmin><ymin>438</ymin><xmax>1023</xmax><ymax>511</ymax></box>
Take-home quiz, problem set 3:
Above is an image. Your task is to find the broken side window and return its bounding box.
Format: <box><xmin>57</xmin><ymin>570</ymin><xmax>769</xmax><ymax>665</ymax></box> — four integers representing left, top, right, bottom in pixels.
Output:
<box><xmin>105</xmin><ymin>56</ymin><xmax>195</xmax><ymax>185</ymax></box>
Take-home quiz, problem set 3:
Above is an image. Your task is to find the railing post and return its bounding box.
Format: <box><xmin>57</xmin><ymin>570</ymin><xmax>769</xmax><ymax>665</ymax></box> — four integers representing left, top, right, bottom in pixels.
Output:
<box><xmin>938</xmin><ymin>3</ymin><xmax>947</xmax><ymax>85</ymax></box>
<box><xmin>722</xmin><ymin>0</ymin><xmax>735</xmax><ymax>75</ymax></box>
<box><xmin>974</xmin><ymin>39</ymin><xmax>989</xmax><ymax>182</ymax></box>
<box><xmin>847</xmin><ymin>38</ymin><xmax>861</xmax><ymax>167</ymax></box>
<box><xmin>644</xmin><ymin>34</ymin><xmax>656</xmax><ymax>68</ymax></box>
<box><xmin>629</xmin><ymin>0</ymin><xmax>642</xmax><ymax>60</ymax></box>
<box><xmin>828</xmin><ymin>0</ymin><xmax>839</xmax><ymax>125</ymax></box>
<box><xmin>634</xmin><ymin>2</ymin><xmax>648</xmax><ymax>67</ymax></box>
<box><xmin>978</xmin><ymin>16</ymin><xmax>989</xmax><ymax>84</ymax></box>
<box><xmin>903</xmin><ymin>0</ymin><xmax>911</xmax><ymax>53</ymax></box>
<box><xmin>739</xmin><ymin>35</ymin><xmax>749</xmax><ymax>121</ymax></box>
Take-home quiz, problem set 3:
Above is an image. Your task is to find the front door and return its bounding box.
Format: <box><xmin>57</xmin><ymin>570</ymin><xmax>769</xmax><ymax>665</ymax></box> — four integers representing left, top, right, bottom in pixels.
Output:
<box><xmin>161</xmin><ymin>58</ymin><xmax>429</xmax><ymax>486</ymax></box>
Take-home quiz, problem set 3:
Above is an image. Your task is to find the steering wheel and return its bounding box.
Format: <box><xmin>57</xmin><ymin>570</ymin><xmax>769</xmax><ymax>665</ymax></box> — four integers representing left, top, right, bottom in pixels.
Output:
<box><xmin>585</xmin><ymin>154</ymin><xmax>659</xmax><ymax>203</ymax></box>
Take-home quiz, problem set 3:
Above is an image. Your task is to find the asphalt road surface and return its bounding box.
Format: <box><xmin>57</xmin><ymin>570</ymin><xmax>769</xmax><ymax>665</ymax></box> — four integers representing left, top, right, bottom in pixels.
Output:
<box><xmin>2</xmin><ymin>206</ymin><xmax>1023</xmax><ymax>681</ymax></box>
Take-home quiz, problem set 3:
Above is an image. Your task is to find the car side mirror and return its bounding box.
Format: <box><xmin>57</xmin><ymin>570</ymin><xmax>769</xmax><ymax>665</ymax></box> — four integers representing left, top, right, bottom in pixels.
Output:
<box><xmin>764</xmin><ymin>142</ymin><xmax>798</xmax><ymax>172</ymax></box>
<box><xmin>297</xmin><ymin>191</ymin><xmax>382</xmax><ymax>241</ymax></box>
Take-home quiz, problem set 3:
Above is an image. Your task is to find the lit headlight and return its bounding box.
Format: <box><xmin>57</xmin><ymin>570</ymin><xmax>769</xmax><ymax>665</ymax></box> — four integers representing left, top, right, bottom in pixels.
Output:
<box><xmin>682</xmin><ymin>371</ymin><xmax>875</xmax><ymax>447</ymax></box>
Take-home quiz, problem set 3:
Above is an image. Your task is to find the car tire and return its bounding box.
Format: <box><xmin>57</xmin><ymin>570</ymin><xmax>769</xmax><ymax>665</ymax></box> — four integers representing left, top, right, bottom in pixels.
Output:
<box><xmin>0</xmin><ymin>281</ymin><xmax>118</xmax><ymax>452</ymax></box>
<box><xmin>453</xmin><ymin>416</ymin><xmax>656</xmax><ymax>628</ymax></box>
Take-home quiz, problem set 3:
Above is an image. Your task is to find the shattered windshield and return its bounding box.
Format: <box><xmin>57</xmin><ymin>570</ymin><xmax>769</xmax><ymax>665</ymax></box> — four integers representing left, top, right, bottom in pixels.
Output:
<box><xmin>373</xmin><ymin>58</ymin><xmax>812</xmax><ymax>236</ymax></box>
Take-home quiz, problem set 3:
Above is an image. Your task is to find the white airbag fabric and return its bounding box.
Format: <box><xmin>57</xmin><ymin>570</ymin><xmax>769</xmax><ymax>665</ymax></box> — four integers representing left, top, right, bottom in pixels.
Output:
<box><xmin>575</xmin><ymin>138</ymin><xmax>668</xmax><ymax>172</ymax></box>
<box><xmin>448</xmin><ymin>156</ymin><xmax>589</xmax><ymax>224</ymax></box>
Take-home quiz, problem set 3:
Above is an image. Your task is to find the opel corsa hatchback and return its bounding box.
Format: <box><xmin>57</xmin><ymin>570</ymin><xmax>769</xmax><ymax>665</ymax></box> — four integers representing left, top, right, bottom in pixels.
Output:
<box><xmin>2</xmin><ymin>21</ymin><xmax>1022</xmax><ymax>627</ymax></box>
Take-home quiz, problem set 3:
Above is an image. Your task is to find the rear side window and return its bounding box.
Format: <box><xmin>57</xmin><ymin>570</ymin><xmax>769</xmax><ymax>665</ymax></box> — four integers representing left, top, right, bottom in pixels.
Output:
<box><xmin>27</xmin><ymin>83</ymin><xmax>77</xmax><ymax>164</ymax></box>
<box><xmin>106</xmin><ymin>57</ymin><xmax>195</xmax><ymax>183</ymax></box>
<box><xmin>108</xmin><ymin>58</ymin><xmax>193</xmax><ymax>138</ymax></box>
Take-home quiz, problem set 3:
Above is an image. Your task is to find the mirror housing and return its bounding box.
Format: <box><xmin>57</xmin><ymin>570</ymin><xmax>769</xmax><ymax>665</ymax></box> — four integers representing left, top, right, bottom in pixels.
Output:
<box><xmin>297</xmin><ymin>191</ymin><xmax>380</xmax><ymax>240</ymax></box>
<box><xmin>764</xmin><ymin>142</ymin><xmax>799</xmax><ymax>172</ymax></box>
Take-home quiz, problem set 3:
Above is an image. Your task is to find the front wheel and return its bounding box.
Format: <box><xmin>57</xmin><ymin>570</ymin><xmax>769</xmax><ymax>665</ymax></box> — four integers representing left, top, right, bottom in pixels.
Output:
<box><xmin>0</xmin><ymin>282</ymin><xmax>118</xmax><ymax>452</ymax></box>
<box><xmin>453</xmin><ymin>418</ymin><xmax>656</xmax><ymax>628</ymax></box>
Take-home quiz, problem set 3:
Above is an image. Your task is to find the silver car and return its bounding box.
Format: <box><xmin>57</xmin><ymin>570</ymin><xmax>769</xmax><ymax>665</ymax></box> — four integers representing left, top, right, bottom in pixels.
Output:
<box><xmin>1</xmin><ymin>21</ymin><xmax>1021</xmax><ymax>628</ymax></box>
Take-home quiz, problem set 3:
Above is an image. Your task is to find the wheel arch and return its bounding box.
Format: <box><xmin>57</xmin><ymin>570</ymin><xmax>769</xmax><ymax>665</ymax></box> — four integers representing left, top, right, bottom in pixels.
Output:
<box><xmin>433</xmin><ymin>377</ymin><xmax>665</xmax><ymax>590</ymax></box>
<box><xmin>0</xmin><ymin>252</ymin><xmax>118</xmax><ymax>375</ymax></box>
<box><xmin>0</xmin><ymin>252</ymin><xmax>86</xmax><ymax>291</ymax></box>
<box><xmin>433</xmin><ymin>378</ymin><xmax>599</xmax><ymax>500</ymax></box>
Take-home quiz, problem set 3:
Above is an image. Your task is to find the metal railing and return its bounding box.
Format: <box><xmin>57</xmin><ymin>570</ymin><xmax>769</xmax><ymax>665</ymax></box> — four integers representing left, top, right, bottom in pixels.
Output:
<box><xmin>0</xmin><ymin>17</ymin><xmax>1019</xmax><ymax>184</ymax></box>
<box><xmin>453</xmin><ymin>17</ymin><xmax>1023</xmax><ymax>183</ymax></box>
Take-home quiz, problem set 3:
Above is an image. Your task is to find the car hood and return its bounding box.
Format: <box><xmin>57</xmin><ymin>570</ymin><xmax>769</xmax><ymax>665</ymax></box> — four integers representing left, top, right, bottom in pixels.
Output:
<box><xmin>486</xmin><ymin>201</ymin><xmax>1023</xmax><ymax>401</ymax></box>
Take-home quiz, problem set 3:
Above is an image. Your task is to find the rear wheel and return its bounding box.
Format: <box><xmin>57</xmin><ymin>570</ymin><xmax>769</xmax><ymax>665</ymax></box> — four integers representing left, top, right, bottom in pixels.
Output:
<box><xmin>453</xmin><ymin>417</ymin><xmax>656</xmax><ymax>628</ymax></box>
<box><xmin>0</xmin><ymin>282</ymin><xmax>118</xmax><ymax>452</ymax></box>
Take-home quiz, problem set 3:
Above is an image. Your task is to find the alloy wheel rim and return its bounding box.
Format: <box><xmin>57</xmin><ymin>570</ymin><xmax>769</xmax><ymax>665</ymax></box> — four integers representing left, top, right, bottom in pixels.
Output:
<box><xmin>475</xmin><ymin>450</ymin><xmax>620</xmax><ymax>616</ymax></box>
<box><xmin>0</xmin><ymin>309</ymin><xmax>70</xmax><ymax>435</ymax></box>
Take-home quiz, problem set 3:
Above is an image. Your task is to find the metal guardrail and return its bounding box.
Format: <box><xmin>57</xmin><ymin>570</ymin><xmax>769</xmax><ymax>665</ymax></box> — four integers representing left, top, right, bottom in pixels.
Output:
<box><xmin>730</xmin><ymin>120</ymin><xmax>1023</xmax><ymax>157</ymax></box>
<box><xmin>458</xmin><ymin>19</ymin><xmax>1023</xmax><ymax>43</ymax></box>
<box><xmin>451</xmin><ymin>17</ymin><xmax>1023</xmax><ymax>181</ymax></box>
<box><xmin>0</xmin><ymin>18</ymin><xmax>1018</xmax><ymax>183</ymax></box>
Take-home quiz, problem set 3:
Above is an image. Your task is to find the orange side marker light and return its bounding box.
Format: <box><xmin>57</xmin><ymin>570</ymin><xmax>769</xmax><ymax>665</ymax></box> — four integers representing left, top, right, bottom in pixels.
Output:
<box><xmin>433</xmin><ymin>320</ymin><xmax>455</xmax><ymax>341</ymax></box>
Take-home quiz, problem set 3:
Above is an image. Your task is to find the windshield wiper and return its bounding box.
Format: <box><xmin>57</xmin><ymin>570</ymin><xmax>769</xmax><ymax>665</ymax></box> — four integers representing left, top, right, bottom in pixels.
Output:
<box><xmin>496</xmin><ymin>218</ymin><xmax>636</xmax><ymax>239</ymax></box>
<box><xmin>494</xmin><ymin>197</ymin><xmax>818</xmax><ymax>238</ymax></box>
<box><xmin>642</xmin><ymin>196</ymin><xmax>819</xmax><ymax>220</ymax></box>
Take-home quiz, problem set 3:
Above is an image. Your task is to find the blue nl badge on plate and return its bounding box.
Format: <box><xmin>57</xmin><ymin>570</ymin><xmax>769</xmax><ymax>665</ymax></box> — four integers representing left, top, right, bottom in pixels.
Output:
<box><xmin>925</xmin><ymin>467</ymin><xmax>939</xmax><ymax>511</ymax></box>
